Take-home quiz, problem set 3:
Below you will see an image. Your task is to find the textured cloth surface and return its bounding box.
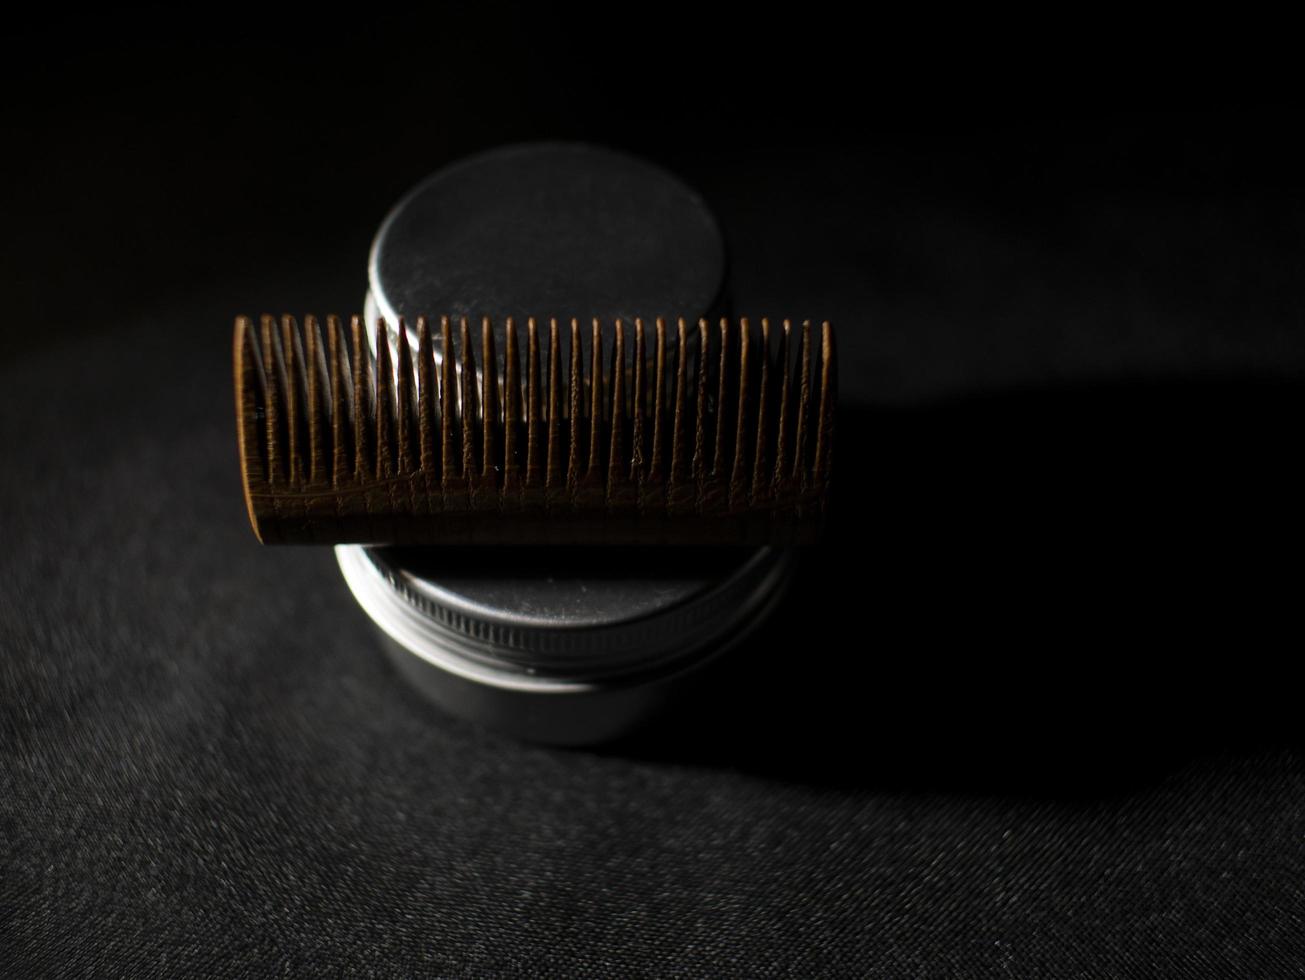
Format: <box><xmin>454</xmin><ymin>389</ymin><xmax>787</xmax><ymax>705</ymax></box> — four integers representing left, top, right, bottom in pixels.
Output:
<box><xmin>3</xmin><ymin>143</ymin><xmax>1304</xmax><ymax>976</ymax></box>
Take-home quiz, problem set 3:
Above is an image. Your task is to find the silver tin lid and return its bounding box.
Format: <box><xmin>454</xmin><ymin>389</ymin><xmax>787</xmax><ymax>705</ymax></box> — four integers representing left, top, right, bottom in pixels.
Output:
<box><xmin>367</xmin><ymin>142</ymin><xmax>728</xmax><ymax>346</ymax></box>
<box><xmin>338</xmin><ymin>545</ymin><xmax>792</xmax><ymax>744</ymax></box>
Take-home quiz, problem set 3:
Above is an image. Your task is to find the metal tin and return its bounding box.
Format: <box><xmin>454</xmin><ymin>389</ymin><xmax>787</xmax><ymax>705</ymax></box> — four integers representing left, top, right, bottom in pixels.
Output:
<box><xmin>341</xmin><ymin>143</ymin><xmax>792</xmax><ymax>744</ymax></box>
<box><xmin>338</xmin><ymin>545</ymin><xmax>791</xmax><ymax>745</ymax></box>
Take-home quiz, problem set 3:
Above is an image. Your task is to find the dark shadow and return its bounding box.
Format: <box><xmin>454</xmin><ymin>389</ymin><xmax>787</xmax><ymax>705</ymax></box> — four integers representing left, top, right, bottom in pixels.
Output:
<box><xmin>608</xmin><ymin>374</ymin><xmax>1304</xmax><ymax>798</ymax></box>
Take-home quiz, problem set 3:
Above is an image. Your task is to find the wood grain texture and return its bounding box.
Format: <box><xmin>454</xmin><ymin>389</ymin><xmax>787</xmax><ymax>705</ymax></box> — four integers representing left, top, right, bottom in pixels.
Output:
<box><xmin>234</xmin><ymin>315</ymin><xmax>837</xmax><ymax>545</ymax></box>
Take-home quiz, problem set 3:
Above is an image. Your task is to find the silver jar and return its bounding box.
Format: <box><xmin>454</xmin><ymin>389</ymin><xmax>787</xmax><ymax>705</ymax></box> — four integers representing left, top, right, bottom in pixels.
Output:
<box><xmin>338</xmin><ymin>143</ymin><xmax>793</xmax><ymax>744</ymax></box>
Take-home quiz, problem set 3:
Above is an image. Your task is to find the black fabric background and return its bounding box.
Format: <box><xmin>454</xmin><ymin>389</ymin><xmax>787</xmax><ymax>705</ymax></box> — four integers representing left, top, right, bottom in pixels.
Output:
<box><xmin>2</xmin><ymin>9</ymin><xmax>1303</xmax><ymax>977</ymax></box>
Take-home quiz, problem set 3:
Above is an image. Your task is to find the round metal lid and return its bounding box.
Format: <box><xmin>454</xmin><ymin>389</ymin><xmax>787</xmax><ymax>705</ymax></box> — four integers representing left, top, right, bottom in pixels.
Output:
<box><xmin>368</xmin><ymin>142</ymin><xmax>728</xmax><ymax>333</ymax></box>
<box><xmin>342</xmin><ymin>545</ymin><xmax>791</xmax><ymax>682</ymax></box>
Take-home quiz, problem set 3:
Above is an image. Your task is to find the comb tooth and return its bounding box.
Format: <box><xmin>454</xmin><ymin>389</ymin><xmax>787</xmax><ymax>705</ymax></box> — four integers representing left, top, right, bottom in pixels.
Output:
<box><xmin>729</xmin><ymin>318</ymin><xmax>752</xmax><ymax>511</ymax></box>
<box><xmin>501</xmin><ymin>316</ymin><xmax>522</xmax><ymax>507</ymax></box>
<box><xmin>545</xmin><ymin>318</ymin><xmax>564</xmax><ymax>502</ymax></box>
<box><xmin>394</xmin><ymin>319</ymin><xmax>416</xmax><ymax>477</ymax></box>
<box><xmin>459</xmin><ymin>317</ymin><xmax>479</xmax><ymax>501</ymax></box>
<box><xmin>607</xmin><ymin>319</ymin><xmax>634</xmax><ymax>512</ymax></box>
<box><xmin>259</xmin><ymin>315</ymin><xmax>287</xmax><ymax>485</ymax></box>
<box><xmin>439</xmin><ymin>316</ymin><xmax>465</xmax><ymax>510</ymax></box>
<box><xmin>372</xmin><ymin>319</ymin><xmax>402</xmax><ymax>540</ymax></box>
<box><xmin>476</xmin><ymin>316</ymin><xmax>499</xmax><ymax>508</ymax></box>
<box><xmin>770</xmin><ymin>319</ymin><xmax>795</xmax><ymax>505</ymax></box>
<box><xmin>327</xmin><ymin>315</ymin><xmax>354</xmax><ymax>486</ymax></box>
<box><xmin>643</xmin><ymin>317</ymin><xmax>668</xmax><ymax>513</ymax></box>
<box><xmin>286</xmin><ymin>317</ymin><xmax>316</xmax><ymax>535</ymax></box>
<box><xmin>565</xmin><ymin>317</ymin><xmax>584</xmax><ymax>502</ymax></box>
<box><xmin>416</xmin><ymin>317</ymin><xmax>438</xmax><ymax>491</ymax></box>
<box><xmin>234</xmin><ymin>316</ymin><xmax>267</xmax><ymax>510</ymax></box>
<box><xmin>351</xmin><ymin>316</ymin><xmax>381</xmax><ymax>541</ymax></box>
<box><xmin>629</xmin><ymin>319</ymin><xmax>646</xmax><ymax>495</ymax></box>
<box><xmin>811</xmin><ymin>321</ymin><xmax>837</xmax><ymax>498</ymax></box>
<box><xmin>791</xmin><ymin>320</ymin><xmax>814</xmax><ymax>485</ymax></box>
<box><xmin>667</xmin><ymin>317</ymin><xmax>691</xmax><ymax>514</ymax></box>
<box><xmin>694</xmin><ymin>318</ymin><xmax>715</xmax><ymax>480</ymax></box>
<box><xmin>304</xmin><ymin>315</ymin><xmax>330</xmax><ymax>486</ymax></box>
<box><xmin>279</xmin><ymin>315</ymin><xmax>308</xmax><ymax>486</ymax></box>
<box><xmin>394</xmin><ymin>319</ymin><xmax>423</xmax><ymax>519</ymax></box>
<box><xmin>707</xmin><ymin>317</ymin><xmax>731</xmax><ymax>513</ymax></box>
<box><xmin>575</xmin><ymin>317</ymin><xmax>605</xmax><ymax>509</ymax></box>
<box><xmin>350</xmin><ymin>315</ymin><xmax>375</xmax><ymax>481</ymax></box>
<box><xmin>692</xmin><ymin>318</ymin><xmax>711</xmax><ymax>509</ymax></box>
<box><xmin>587</xmin><ymin>318</ymin><xmax>604</xmax><ymax>474</ymax></box>
<box><xmin>374</xmin><ymin>319</ymin><xmax>396</xmax><ymax>481</ymax></box>
<box><xmin>524</xmin><ymin>317</ymin><xmax>545</xmax><ymax>507</ymax></box>
<box><xmin>713</xmin><ymin>319</ymin><xmax>731</xmax><ymax>480</ymax></box>
<box><xmin>750</xmin><ymin>318</ymin><xmax>773</xmax><ymax>506</ymax></box>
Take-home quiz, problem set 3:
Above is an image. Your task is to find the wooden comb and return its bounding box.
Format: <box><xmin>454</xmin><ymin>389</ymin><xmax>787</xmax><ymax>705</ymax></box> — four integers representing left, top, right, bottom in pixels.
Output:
<box><xmin>234</xmin><ymin>315</ymin><xmax>836</xmax><ymax>545</ymax></box>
